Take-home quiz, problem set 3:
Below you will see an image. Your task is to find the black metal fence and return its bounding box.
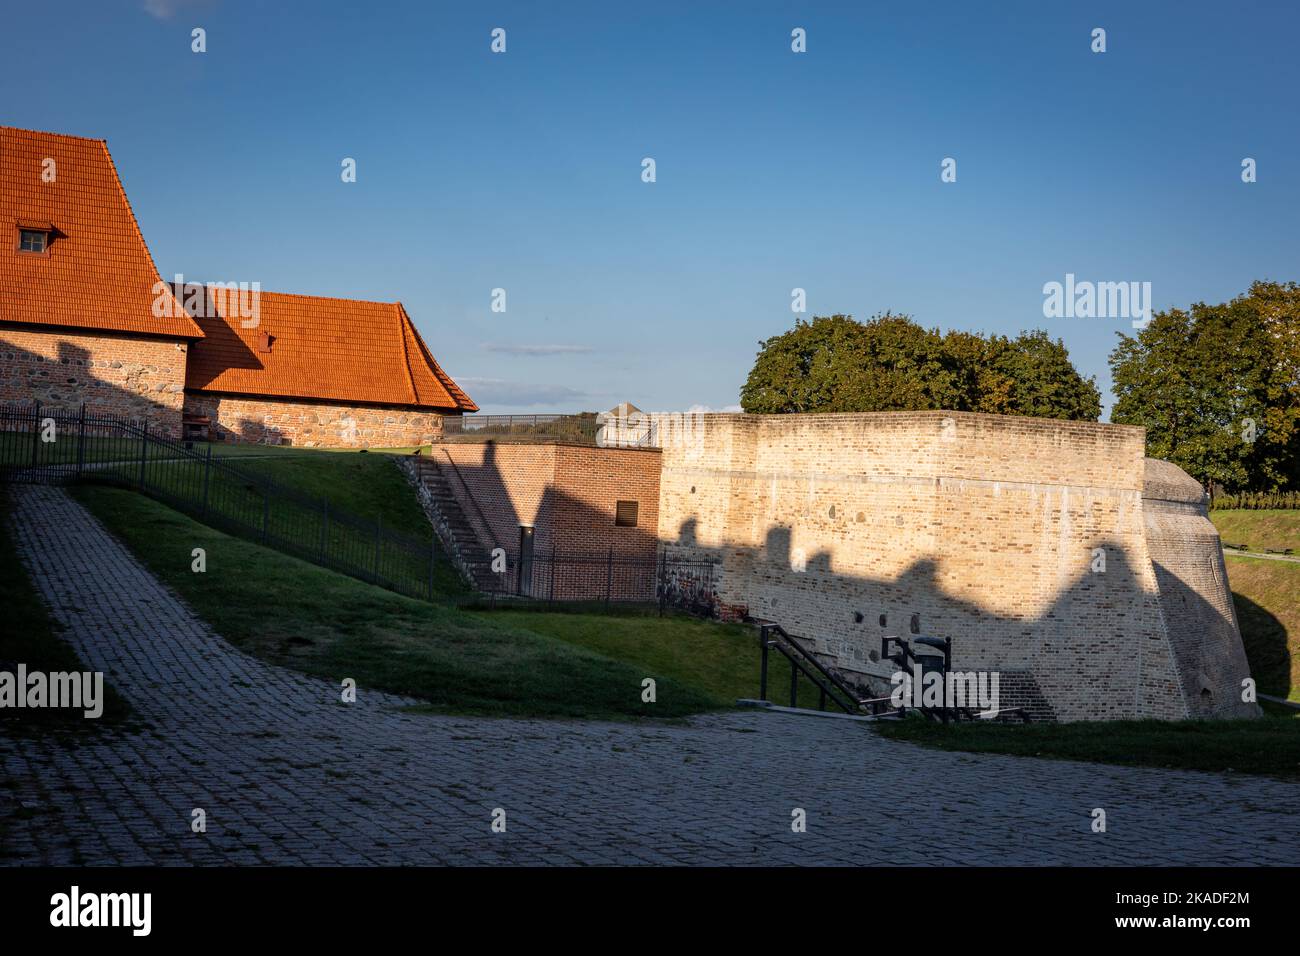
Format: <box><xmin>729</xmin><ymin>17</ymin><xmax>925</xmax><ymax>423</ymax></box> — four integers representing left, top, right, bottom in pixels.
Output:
<box><xmin>0</xmin><ymin>403</ymin><xmax>451</xmax><ymax>601</ymax></box>
<box><xmin>464</xmin><ymin>548</ymin><xmax>719</xmax><ymax>614</ymax></box>
<box><xmin>442</xmin><ymin>413</ymin><xmax>600</xmax><ymax>445</ymax></box>
<box><xmin>1</xmin><ymin>402</ymin><xmax>720</xmax><ymax>614</ymax></box>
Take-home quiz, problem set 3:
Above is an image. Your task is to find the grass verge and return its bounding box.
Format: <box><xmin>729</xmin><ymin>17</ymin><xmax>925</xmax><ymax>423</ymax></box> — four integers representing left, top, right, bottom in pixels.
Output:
<box><xmin>479</xmin><ymin>609</ymin><xmax>826</xmax><ymax>708</ymax></box>
<box><xmin>1222</xmin><ymin>555</ymin><xmax>1299</xmax><ymax>701</ymax></box>
<box><xmin>1211</xmin><ymin>509</ymin><xmax>1300</xmax><ymax>554</ymax></box>
<box><xmin>876</xmin><ymin>711</ymin><xmax>1300</xmax><ymax>779</ymax></box>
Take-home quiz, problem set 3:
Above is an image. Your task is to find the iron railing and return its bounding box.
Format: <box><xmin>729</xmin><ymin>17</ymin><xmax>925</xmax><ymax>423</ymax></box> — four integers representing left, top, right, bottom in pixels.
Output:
<box><xmin>441</xmin><ymin>413</ymin><xmax>600</xmax><ymax>445</ymax></box>
<box><xmin>463</xmin><ymin>547</ymin><xmax>719</xmax><ymax>614</ymax></box>
<box><xmin>757</xmin><ymin>623</ymin><xmax>900</xmax><ymax>716</ymax></box>
<box><xmin>0</xmin><ymin>402</ymin><xmax>455</xmax><ymax>601</ymax></box>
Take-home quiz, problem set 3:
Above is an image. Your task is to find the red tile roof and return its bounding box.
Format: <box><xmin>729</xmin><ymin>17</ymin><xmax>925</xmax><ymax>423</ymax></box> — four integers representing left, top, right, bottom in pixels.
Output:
<box><xmin>0</xmin><ymin>126</ymin><xmax>202</xmax><ymax>339</ymax></box>
<box><xmin>183</xmin><ymin>288</ymin><xmax>477</xmax><ymax>412</ymax></box>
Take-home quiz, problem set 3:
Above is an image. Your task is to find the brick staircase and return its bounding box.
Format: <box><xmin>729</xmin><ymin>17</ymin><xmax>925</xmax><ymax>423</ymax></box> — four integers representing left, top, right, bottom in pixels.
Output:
<box><xmin>402</xmin><ymin>454</ymin><xmax>505</xmax><ymax>593</ymax></box>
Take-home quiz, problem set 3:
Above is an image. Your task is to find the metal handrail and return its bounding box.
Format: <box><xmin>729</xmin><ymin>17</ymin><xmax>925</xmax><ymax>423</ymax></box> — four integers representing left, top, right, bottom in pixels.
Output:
<box><xmin>757</xmin><ymin>622</ymin><xmax>895</xmax><ymax>716</ymax></box>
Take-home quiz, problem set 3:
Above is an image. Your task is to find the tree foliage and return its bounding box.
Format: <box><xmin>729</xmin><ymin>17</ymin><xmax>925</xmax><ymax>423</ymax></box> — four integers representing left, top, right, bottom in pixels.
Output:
<box><xmin>740</xmin><ymin>313</ymin><xmax>1101</xmax><ymax>421</ymax></box>
<box><xmin>1109</xmin><ymin>281</ymin><xmax>1300</xmax><ymax>493</ymax></box>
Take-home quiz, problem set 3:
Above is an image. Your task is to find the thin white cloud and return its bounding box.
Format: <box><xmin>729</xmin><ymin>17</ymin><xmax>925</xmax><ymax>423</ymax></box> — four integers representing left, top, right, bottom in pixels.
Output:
<box><xmin>143</xmin><ymin>0</ymin><xmax>209</xmax><ymax>21</ymax></box>
<box><xmin>482</xmin><ymin>343</ymin><xmax>594</xmax><ymax>356</ymax></box>
<box><xmin>459</xmin><ymin>378</ymin><xmax>587</xmax><ymax>407</ymax></box>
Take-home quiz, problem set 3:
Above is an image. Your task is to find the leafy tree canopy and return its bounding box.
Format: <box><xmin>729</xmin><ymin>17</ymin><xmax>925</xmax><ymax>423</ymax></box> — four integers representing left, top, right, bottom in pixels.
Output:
<box><xmin>740</xmin><ymin>312</ymin><xmax>1101</xmax><ymax>422</ymax></box>
<box><xmin>1109</xmin><ymin>281</ymin><xmax>1300</xmax><ymax>493</ymax></box>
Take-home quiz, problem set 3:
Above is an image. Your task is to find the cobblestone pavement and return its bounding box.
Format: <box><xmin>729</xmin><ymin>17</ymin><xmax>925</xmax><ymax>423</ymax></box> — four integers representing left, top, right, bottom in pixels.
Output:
<box><xmin>2</xmin><ymin>485</ymin><xmax>1297</xmax><ymax>866</ymax></box>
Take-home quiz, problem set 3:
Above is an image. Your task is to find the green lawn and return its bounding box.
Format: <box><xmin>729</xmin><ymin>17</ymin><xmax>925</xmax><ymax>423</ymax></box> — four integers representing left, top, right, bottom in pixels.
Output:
<box><xmin>1212</xmin><ymin>509</ymin><xmax>1300</xmax><ymax>553</ymax></box>
<box><xmin>0</xmin><ymin>488</ymin><xmax>130</xmax><ymax>731</ymax></box>
<box><xmin>479</xmin><ymin>610</ymin><xmax>828</xmax><ymax>708</ymax></box>
<box><xmin>1</xmin><ymin>432</ymin><xmax>141</xmax><ymax>467</ymax></box>
<box><xmin>1222</xmin><ymin>555</ymin><xmax>1299</xmax><ymax>701</ymax></box>
<box><xmin>72</xmin><ymin>486</ymin><xmax>742</xmax><ymax>721</ymax></box>
<box><xmin>79</xmin><ymin>442</ymin><xmax>464</xmax><ymax>601</ymax></box>
<box><xmin>231</xmin><ymin>450</ymin><xmax>433</xmax><ymax>538</ymax></box>
<box><xmin>876</xmin><ymin>711</ymin><xmax>1300</xmax><ymax>779</ymax></box>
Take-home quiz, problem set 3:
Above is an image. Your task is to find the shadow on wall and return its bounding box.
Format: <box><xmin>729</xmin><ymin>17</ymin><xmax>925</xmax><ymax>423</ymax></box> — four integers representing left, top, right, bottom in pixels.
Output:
<box><xmin>220</xmin><ymin>414</ymin><xmax>288</xmax><ymax>446</ymax></box>
<box><xmin>664</xmin><ymin>516</ymin><xmax>1271</xmax><ymax>720</ymax></box>
<box><xmin>0</xmin><ymin>337</ymin><xmax>183</xmax><ymax>436</ymax></box>
<box><xmin>436</xmin><ymin>440</ymin><xmax>661</xmax><ymax>599</ymax></box>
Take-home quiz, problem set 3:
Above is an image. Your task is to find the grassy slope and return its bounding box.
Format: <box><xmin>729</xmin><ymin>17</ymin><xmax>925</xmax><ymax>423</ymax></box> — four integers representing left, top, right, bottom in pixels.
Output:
<box><xmin>1222</xmin><ymin>556</ymin><xmax>1299</xmax><ymax>700</ymax></box>
<box><xmin>877</xmin><ymin>713</ymin><xmax>1300</xmax><ymax>779</ymax></box>
<box><xmin>83</xmin><ymin>443</ymin><xmax>465</xmax><ymax>600</ymax></box>
<box><xmin>1211</xmin><ymin>509</ymin><xmax>1300</xmax><ymax>553</ymax></box>
<box><xmin>72</xmin><ymin>486</ymin><xmax>722</xmax><ymax>721</ymax></box>
<box><xmin>0</xmin><ymin>489</ymin><xmax>130</xmax><ymax>730</ymax></box>
<box><xmin>231</xmin><ymin>450</ymin><xmax>433</xmax><ymax>538</ymax></box>
<box><xmin>481</xmin><ymin>610</ymin><xmax>825</xmax><ymax>707</ymax></box>
<box><xmin>1210</xmin><ymin>509</ymin><xmax>1298</xmax><ymax>701</ymax></box>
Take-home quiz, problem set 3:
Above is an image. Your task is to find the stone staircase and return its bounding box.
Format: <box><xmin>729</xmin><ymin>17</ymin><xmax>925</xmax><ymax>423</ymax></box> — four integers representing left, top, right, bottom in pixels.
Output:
<box><xmin>401</xmin><ymin>454</ymin><xmax>505</xmax><ymax>593</ymax></box>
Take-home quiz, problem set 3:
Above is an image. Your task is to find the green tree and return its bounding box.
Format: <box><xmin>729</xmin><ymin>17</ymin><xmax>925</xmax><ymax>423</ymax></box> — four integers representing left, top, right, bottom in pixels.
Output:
<box><xmin>1109</xmin><ymin>281</ymin><xmax>1300</xmax><ymax>492</ymax></box>
<box><xmin>740</xmin><ymin>313</ymin><xmax>1100</xmax><ymax>421</ymax></box>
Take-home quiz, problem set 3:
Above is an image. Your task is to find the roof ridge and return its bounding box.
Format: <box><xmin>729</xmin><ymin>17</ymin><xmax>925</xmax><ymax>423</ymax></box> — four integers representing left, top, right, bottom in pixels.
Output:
<box><xmin>0</xmin><ymin>124</ymin><xmax>106</xmax><ymax>144</ymax></box>
<box><xmin>396</xmin><ymin>302</ymin><xmax>478</xmax><ymax>413</ymax></box>
<box><xmin>98</xmin><ymin>140</ymin><xmax>203</xmax><ymax>338</ymax></box>
<box><xmin>243</xmin><ymin>288</ymin><xmax>398</xmax><ymax>306</ymax></box>
<box><xmin>393</xmin><ymin>302</ymin><xmax>420</xmax><ymax>406</ymax></box>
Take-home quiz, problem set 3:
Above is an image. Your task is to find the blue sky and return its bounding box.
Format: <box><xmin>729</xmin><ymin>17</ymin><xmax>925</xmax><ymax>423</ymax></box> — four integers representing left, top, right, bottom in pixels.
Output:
<box><xmin>3</xmin><ymin>1</ymin><xmax>1296</xmax><ymax>415</ymax></box>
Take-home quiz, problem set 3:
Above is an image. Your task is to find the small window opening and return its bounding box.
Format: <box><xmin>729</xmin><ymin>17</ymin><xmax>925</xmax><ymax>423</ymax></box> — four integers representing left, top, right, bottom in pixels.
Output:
<box><xmin>615</xmin><ymin>500</ymin><xmax>638</xmax><ymax>527</ymax></box>
<box><xmin>18</xmin><ymin>229</ymin><xmax>47</xmax><ymax>253</ymax></box>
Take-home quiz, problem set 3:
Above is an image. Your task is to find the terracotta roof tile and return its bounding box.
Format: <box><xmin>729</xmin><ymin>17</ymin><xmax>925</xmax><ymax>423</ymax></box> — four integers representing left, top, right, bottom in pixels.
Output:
<box><xmin>183</xmin><ymin>288</ymin><xmax>477</xmax><ymax>412</ymax></box>
<box><xmin>0</xmin><ymin>126</ymin><xmax>201</xmax><ymax>339</ymax></box>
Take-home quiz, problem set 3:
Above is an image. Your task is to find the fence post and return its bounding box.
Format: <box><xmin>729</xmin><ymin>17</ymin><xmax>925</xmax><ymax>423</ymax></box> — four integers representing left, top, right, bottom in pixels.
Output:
<box><xmin>30</xmin><ymin>401</ymin><xmax>41</xmax><ymax>470</ymax></box>
<box><xmin>320</xmin><ymin>500</ymin><xmax>329</xmax><ymax>564</ymax></box>
<box><xmin>76</xmin><ymin>403</ymin><xmax>86</xmax><ymax>477</ymax></box>
<box><xmin>605</xmin><ymin>546</ymin><xmax>613</xmax><ymax>610</ymax></box>
<box><xmin>261</xmin><ymin>493</ymin><xmax>269</xmax><ymax>544</ymax></box>
<box><xmin>138</xmin><ymin>422</ymin><xmax>148</xmax><ymax>490</ymax></box>
<box><xmin>549</xmin><ymin>544</ymin><xmax>557</xmax><ymax>603</ymax></box>
<box><xmin>201</xmin><ymin>445</ymin><xmax>212</xmax><ymax>515</ymax></box>
<box><xmin>657</xmin><ymin>551</ymin><xmax>666</xmax><ymax>617</ymax></box>
<box><xmin>790</xmin><ymin>655</ymin><xmax>798</xmax><ymax>708</ymax></box>
<box><xmin>374</xmin><ymin>517</ymin><xmax>382</xmax><ymax>581</ymax></box>
<box><xmin>427</xmin><ymin>537</ymin><xmax>436</xmax><ymax>600</ymax></box>
<box><xmin>759</xmin><ymin>626</ymin><xmax>770</xmax><ymax>701</ymax></box>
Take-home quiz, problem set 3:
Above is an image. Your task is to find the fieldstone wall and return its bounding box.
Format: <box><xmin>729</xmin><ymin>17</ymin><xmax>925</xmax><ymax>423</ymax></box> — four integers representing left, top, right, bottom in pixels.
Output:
<box><xmin>183</xmin><ymin>393</ymin><xmax>444</xmax><ymax>448</ymax></box>
<box><xmin>0</xmin><ymin>326</ymin><xmax>187</xmax><ymax>438</ymax></box>
<box><xmin>652</xmin><ymin>410</ymin><xmax>1257</xmax><ymax>722</ymax></box>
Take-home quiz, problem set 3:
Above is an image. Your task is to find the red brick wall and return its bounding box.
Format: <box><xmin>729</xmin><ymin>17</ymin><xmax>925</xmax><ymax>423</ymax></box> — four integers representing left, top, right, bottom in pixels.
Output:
<box><xmin>0</xmin><ymin>325</ymin><xmax>186</xmax><ymax>437</ymax></box>
<box><xmin>184</xmin><ymin>393</ymin><xmax>445</xmax><ymax>448</ymax></box>
<box><xmin>437</xmin><ymin>443</ymin><xmax>558</xmax><ymax>555</ymax></box>
<box><xmin>436</xmin><ymin>441</ymin><xmax>662</xmax><ymax>599</ymax></box>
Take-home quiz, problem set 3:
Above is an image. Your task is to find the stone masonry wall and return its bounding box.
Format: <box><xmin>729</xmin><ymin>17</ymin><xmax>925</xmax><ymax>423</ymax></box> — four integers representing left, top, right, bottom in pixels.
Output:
<box><xmin>184</xmin><ymin>393</ymin><xmax>444</xmax><ymax>448</ymax></box>
<box><xmin>0</xmin><ymin>325</ymin><xmax>186</xmax><ymax>438</ymax></box>
<box><xmin>652</xmin><ymin>411</ymin><xmax>1253</xmax><ymax>722</ymax></box>
<box><xmin>1142</xmin><ymin>459</ymin><xmax>1257</xmax><ymax>719</ymax></box>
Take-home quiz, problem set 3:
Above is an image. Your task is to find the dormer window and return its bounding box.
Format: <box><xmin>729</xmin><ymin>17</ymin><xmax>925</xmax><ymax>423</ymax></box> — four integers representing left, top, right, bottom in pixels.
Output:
<box><xmin>15</xmin><ymin>221</ymin><xmax>54</xmax><ymax>255</ymax></box>
<box><xmin>19</xmin><ymin>229</ymin><xmax>47</xmax><ymax>252</ymax></box>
